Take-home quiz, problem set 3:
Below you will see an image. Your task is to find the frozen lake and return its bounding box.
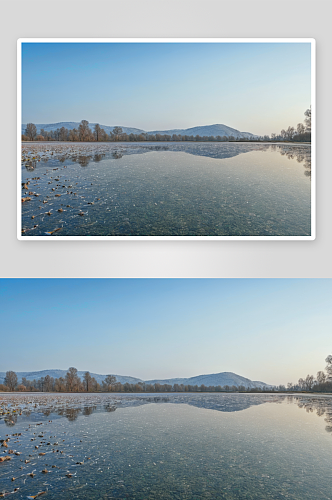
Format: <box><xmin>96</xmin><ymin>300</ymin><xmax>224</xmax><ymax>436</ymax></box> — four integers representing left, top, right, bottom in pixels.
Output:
<box><xmin>1</xmin><ymin>393</ymin><xmax>331</xmax><ymax>499</ymax></box>
<box><xmin>21</xmin><ymin>142</ymin><xmax>311</xmax><ymax>237</ymax></box>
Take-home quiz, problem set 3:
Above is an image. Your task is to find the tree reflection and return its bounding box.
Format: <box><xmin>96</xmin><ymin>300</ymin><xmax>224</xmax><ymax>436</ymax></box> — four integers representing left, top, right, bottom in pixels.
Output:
<box><xmin>77</xmin><ymin>155</ymin><xmax>90</xmax><ymax>167</ymax></box>
<box><xmin>82</xmin><ymin>405</ymin><xmax>97</xmax><ymax>416</ymax></box>
<box><xmin>4</xmin><ymin>414</ymin><xmax>18</xmax><ymax>427</ymax></box>
<box><xmin>112</xmin><ymin>151</ymin><xmax>123</xmax><ymax>159</ymax></box>
<box><xmin>292</xmin><ymin>396</ymin><xmax>332</xmax><ymax>435</ymax></box>
<box><xmin>24</xmin><ymin>160</ymin><xmax>37</xmax><ymax>171</ymax></box>
<box><xmin>104</xmin><ymin>404</ymin><xmax>117</xmax><ymax>412</ymax></box>
<box><xmin>93</xmin><ymin>153</ymin><xmax>105</xmax><ymax>162</ymax></box>
<box><xmin>274</xmin><ymin>145</ymin><xmax>311</xmax><ymax>178</ymax></box>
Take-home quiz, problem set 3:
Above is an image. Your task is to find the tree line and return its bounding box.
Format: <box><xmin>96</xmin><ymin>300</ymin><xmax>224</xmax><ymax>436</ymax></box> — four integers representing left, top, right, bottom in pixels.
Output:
<box><xmin>22</xmin><ymin>108</ymin><xmax>311</xmax><ymax>144</ymax></box>
<box><xmin>271</xmin><ymin>106</ymin><xmax>311</xmax><ymax>143</ymax></box>
<box><xmin>283</xmin><ymin>353</ymin><xmax>332</xmax><ymax>393</ymax></box>
<box><xmin>1</xmin><ymin>353</ymin><xmax>331</xmax><ymax>393</ymax></box>
<box><xmin>0</xmin><ymin>367</ymin><xmax>272</xmax><ymax>393</ymax></box>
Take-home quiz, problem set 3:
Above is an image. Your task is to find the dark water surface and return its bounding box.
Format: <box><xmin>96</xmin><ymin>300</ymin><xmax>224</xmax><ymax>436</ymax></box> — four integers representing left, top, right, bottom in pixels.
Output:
<box><xmin>21</xmin><ymin>142</ymin><xmax>311</xmax><ymax>237</ymax></box>
<box><xmin>1</xmin><ymin>393</ymin><xmax>331</xmax><ymax>499</ymax></box>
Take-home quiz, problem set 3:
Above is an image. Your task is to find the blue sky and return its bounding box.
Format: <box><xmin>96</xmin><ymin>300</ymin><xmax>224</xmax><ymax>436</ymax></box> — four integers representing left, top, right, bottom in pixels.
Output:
<box><xmin>1</xmin><ymin>279</ymin><xmax>330</xmax><ymax>385</ymax></box>
<box><xmin>21</xmin><ymin>42</ymin><xmax>312</xmax><ymax>136</ymax></box>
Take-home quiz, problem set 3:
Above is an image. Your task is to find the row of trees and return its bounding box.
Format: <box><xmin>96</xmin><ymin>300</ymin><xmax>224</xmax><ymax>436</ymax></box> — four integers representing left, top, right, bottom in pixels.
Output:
<box><xmin>272</xmin><ymin>107</ymin><xmax>311</xmax><ymax>143</ymax></box>
<box><xmin>0</xmin><ymin>368</ymin><xmax>116</xmax><ymax>393</ymax></box>
<box><xmin>22</xmin><ymin>110</ymin><xmax>311</xmax><ymax>144</ymax></box>
<box><xmin>22</xmin><ymin>121</ymin><xmax>263</xmax><ymax>143</ymax></box>
<box><xmin>1</xmin><ymin>368</ymin><xmax>272</xmax><ymax>393</ymax></box>
<box><xmin>2</xmin><ymin>352</ymin><xmax>329</xmax><ymax>394</ymax></box>
<box><xmin>284</xmin><ymin>354</ymin><xmax>332</xmax><ymax>393</ymax></box>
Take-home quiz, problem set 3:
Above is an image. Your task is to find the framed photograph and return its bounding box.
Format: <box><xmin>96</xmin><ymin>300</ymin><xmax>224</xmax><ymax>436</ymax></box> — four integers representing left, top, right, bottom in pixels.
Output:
<box><xmin>18</xmin><ymin>38</ymin><xmax>315</xmax><ymax>240</ymax></box>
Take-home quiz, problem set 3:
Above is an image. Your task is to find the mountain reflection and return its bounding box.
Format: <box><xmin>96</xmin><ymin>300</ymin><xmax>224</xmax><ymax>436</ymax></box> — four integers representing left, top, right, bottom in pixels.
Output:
<box><xmin>1</xmin><ymin>393</ymin><xmax>287</xmax><ymax>425</ymax></box>
<box><xmin>23</xmin><ymin>142</ymin><xmax>311</xmax><ymax>177</ymax></box>
<box><xmin>3</xmin><ymin>394</ymin><xmax>331</xmax><ymax>433</ymax></box>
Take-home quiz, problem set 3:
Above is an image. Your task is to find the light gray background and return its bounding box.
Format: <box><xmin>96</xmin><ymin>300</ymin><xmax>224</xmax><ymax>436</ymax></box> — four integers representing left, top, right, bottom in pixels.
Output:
<box><xmin>1</xmin><ymin>0</ymin><xmax>331</xmax><ymax>277</ymax></box>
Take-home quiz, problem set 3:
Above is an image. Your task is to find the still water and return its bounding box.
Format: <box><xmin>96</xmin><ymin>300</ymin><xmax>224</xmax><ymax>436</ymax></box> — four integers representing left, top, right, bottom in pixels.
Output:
<box><xmin>1</xmin><ymin>393</ymin><xmax>331</xmax><ymax>499</ymax></box>
<box><xmin>21</xmin><ymin>142</ymin><xmax>311</xmax><ymax>237</ymax></box>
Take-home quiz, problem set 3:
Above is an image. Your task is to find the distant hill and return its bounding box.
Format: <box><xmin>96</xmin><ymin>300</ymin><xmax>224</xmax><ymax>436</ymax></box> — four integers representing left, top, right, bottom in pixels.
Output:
<box><xmin>0</xmin><ymin>370</ymin><xmax>272</xmax><ymax>389</ymax></box>
<box><xmin>0</xmin><ymin>370</ymin><xmax>143</xmax><ymax>386</ymax></box>
<box><xmin>21</xmin><ymin>122</ymin><xmax>145</xmax><ymax>136</ymax></box>
<box><xmin>149</xmin><ymin>124</ymin><xmax>256</xmax><ymax>139</ymax></box>
<box><xmin>21</xmin><ymin>122</ymin><xmax>257</xmax><ymax>139</ymax></box>
<box><xmin>145</xmin><ymin>372</ymin><xmax>272</xmax><ymax>389</ymax></box>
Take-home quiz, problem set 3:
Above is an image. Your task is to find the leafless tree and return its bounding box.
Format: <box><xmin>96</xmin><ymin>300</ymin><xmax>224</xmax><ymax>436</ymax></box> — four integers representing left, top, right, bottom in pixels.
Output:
<box><xmin>83</xmin><ymin>371</ymin><xmax>92</xmax><ymax>391</ymax></box>
<box><xmin>25</xmin><ymin>123</ymin><xmax>37</xmax><ymax>141</ymax></box>
<box><xmin>44</xmin><ymin>375</ymin><xmax>54</xmax><ymax>392</ymax></box>
<box><xmin>65</xmin><ymin>367</ymin><xmax>81</xmax><ymax>392</ymax></box>
<box><xmin>285</xmin><ymin>126</ymin><xmax>295</xmax><ymax>140</ymax></box>
<box><xmin>112</xmin><ymin>126</ymin><xmax>123</xmax><ymax>141</ymax></box>
<box><xmin>297</xmin><ymin>123</ymin><xmax>305</xmax><ymax>135</ymax></box>
<box><xmin>326</xmin><ymin>354</ymin><xmax>332</xmax><ymax>381</ymax></box>
<box><xmin>317</xmin><ymin>371</ymin><xmax>326</xmax><ymax>385</ymax></box>
<box><xmin>304</xmin><ymin>374</ymin><xmax>314</xmax><ymax>391</ymax></box>
<box><xmin>78</xmin><ymin>120</ymin><xmax>91</xmax><ymax>142</ymax></box>
<box><xmin>4</xmin><ymin>371</ymin><xmax>18</xmax><ymax>391</ymax></box>
<box><xmin>298</xmin><ymin>378</ymin><xmax>305</xmax><ymax>390</ymax></box>
<box><xmin>102</xmin><ymin>374</ymin><xmax>116</xmax><ymax>391</ymax></box>
<box><xmin>304</xmin><ymin>106</ymin><xmax>311</xmax><ymax>133</ymax></box>
<box><xmin>59</xmin><ymin>127</ymin><xmax>68</xmax><ymax>141</ymax></box>
<box><xmin>54</xmin><ymin>377</ymin><xmax>66</xmax><ymax>392</ymax></box>
<box><xmin>94</xmin><ymin>124</ymin><xmax>102</xmax><ymax>142</ymax></box>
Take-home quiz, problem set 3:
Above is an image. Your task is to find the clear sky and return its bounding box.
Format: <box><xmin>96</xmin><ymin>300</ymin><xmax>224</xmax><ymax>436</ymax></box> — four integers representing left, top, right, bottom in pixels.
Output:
<box><xmin>1</xmin><ymin>279</ymin><xmax>330</xmax><ymax>386</ymax></box>
<box><xmin>21</xmin><ymin>41</ymin><xmax>312</xmax><ymax>136</ymax></box>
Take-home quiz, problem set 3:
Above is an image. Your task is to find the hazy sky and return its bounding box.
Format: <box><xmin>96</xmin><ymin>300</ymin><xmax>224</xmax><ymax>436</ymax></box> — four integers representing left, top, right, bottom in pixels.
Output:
<box><xmin>21</xmin><ymin>42</ymin><xmax>312</xmax><ymax>136</ymax></box>
<box><xmin>1</xmin><ymin>279</ymin><xmax>330</xmax><ymax>385</ymax></box>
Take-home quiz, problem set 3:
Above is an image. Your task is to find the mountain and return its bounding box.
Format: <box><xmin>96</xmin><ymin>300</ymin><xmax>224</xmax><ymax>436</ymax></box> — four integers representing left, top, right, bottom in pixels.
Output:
<box><xmin>145</xmin><ymin>372</ymin><xmax>272</xmax><ymax>389</ymax></box>
<box><xmin>21</xmin><ymin>122</ymin><xmax>145</xmax><ymax>136</ymax></box>
<box><xmin>148</xmin><ymin>124</ymin><xmax>256</xmax><ymax>139</ymax></box>
<box><xmin>21</xmin><ymin>122</ymin><xmax>257</xmax><ymax>139</ymax></box>
<box><xmin>0</xmin><ymin>370</ymin><xmax>272</xmax><ymax>388</ymax></box>
<box><xmin>0</xmin><ymin>370</ymin><xmax>142</xmax><ymax>386</ymax></box>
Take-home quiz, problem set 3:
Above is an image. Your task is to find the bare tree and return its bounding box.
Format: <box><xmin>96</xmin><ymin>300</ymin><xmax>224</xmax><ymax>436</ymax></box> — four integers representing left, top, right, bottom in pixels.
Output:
<box><xmin>69</xmin><ymin>128</ymin><xmax>79</xmax><ymax>142</ymax></box>
<box><xmin>54</xmin><ymin>377</ymin><xmax>66</xmax><ymax>392</ymax></box>
<box><xmin>44</xmin><ymin>375</ymin><xmax>54</xmax><ymax>392</ymax></box>
<box><xmin>112</xmin><ymin>127</ymin><xmax>123</xmax><ymax>141</ymax></box>
<box><xmin>304</xmin><ymin>374</ymin><xmax>314</xmax><ymax>391</ymax></box>
<box><xmin>326</xmin><ymin>354</ymin><xmax>332</xmax><ymax>381</ymax></box>
<box><xmin>66</xmin><ymin>367</ymin><xmax>81</xmax><ymax>392</ymax></box>
<box><xmin>78</xmin><ymin>120</ymin><xmax>91</xmax><ymax>141</ymax></box>
<box><xmin>59</xmin><ymin>127</ymin><xmax>68</xmax><ymax>141</ymax></box>
<box><xmin>285</xmin><ymin>126</ymin><xmax>295</xmax><ymax>141</ymax></box>
<box><xmin>297</xmin><ymin>123</ymin><xmax>305</xmax><ymax>135</ymax></box>
<box><xmin>4</xmin><ymin>371</ymin><xmax>18</xmax><ymax>391</ymax></box>
<box><xmin>304</xmin><ymin>106</ymin><xmax>311</xmax><ymax>133</ymax></box>
<box><xmin>94</xmin><ymin>124</ymin><xmax>102</xmax><ymax>142</ymax></box>
<box><xmin>102</xmin><ymin>374</ymin><xmax>116</xmax><ymax>391</ymax></box>
<box><xmin>83</xmin><ymin>371</ymin><xmax>92</xmax><ymax>392</ymax></box>
<box><xmin>317</xmin><ymin>371</ymin><xmax>326</xmax><ymax>384</ymax></box>
<box><xmin>298</xmin><ymin>378</ymin><xmax>305</xmax><ymax>390</ymax></box>
<box><xmin>25</xmin><ymin>123</ymin><xmax>37</xmax><ymax>141</ymax></box>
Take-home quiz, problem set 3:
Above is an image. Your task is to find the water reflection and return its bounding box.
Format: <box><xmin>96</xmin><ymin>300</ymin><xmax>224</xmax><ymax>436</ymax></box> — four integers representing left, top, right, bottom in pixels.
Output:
<box><xmin>292</xmin><ymin>395</ymin><xmax>332</xmax><ymax>434</ymax></box>
<box><xmin>273</xmin><ymin>144</ymin><xmax>311</xmax><ymax>177</ymax></box>
<box><xmin>77</xmin><ymin>155</ymin><xmax>90</xmax><ymax>167</ymax></box>
<box><xmin>112</xmin><ymin>151</ymin><xmax>123</xmax><ymax>159</ymax></box>
<box><xmin>0</xmin><ymin>393</ymin><xmax>294</xmax><ymax>425</ymax></box>
<box><xmin>3</xmin><ymin>393</ymin><xmax>332</xmax><ymax>436</ymax></box>
<box><xmin>1</xmin><ymin>393</ymin><xmax>332</xmax><ymax>500</ymax></box>
<box><xmin>22</xmin><ymin>142</ymin><xmax>311</xmax><ymax>178</ymax></box>
<box><xmin>93</xmin><ymin>153</ymin><xmax>105</xmax><ymax>162</ymax></box>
